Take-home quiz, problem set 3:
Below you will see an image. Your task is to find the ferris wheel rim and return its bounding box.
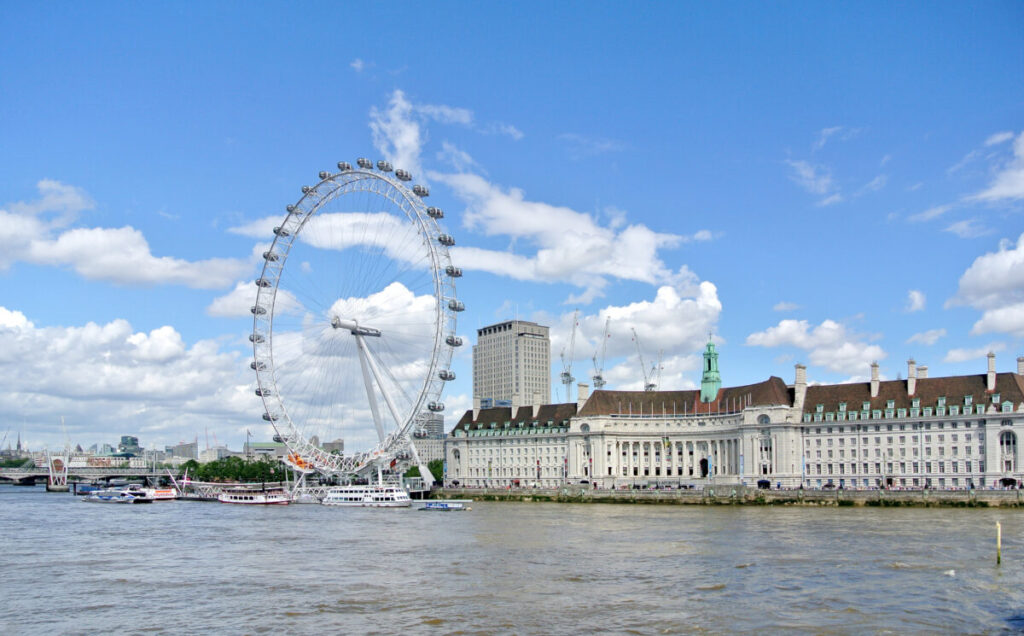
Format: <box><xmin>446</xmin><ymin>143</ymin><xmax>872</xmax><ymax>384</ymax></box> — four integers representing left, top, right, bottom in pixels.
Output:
<box><xmin>249</xmin><ymin>162</ymin><xmax>459</xmax><ymax>475</ymax></box>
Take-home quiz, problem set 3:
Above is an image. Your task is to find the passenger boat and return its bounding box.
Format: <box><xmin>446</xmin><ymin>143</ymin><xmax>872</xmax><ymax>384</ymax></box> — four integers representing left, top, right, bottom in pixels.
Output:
<box><xmin>122</xmin><ymin>485</ymin><xmax>155</xmax><ymax>503</ymax></box>
<box><xmin>83</xmin><ymin>488</ymin><xmax>145</xmax><ymax>504</ymax></box>
<box><xmin>419</xmin><ymin>500</ymin><xmax>472</xmax><ymax>511</ymax></box>
<box><xmin>217</xmin><ymin>485</ymin><xmax>291</xmax><ymax>505</ymax></box>
<box><xmin>145</xmin><ymin>487</ymin><xmax>177</xmax><ymax>501</ymax></box>
<box><xmin>322</xmin><ymin>485</ymin><xmax>411</xmax><ymax>507</ymax></box>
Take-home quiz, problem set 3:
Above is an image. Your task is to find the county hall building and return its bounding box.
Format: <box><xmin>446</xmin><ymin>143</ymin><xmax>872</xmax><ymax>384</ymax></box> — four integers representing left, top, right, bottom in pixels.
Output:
<box><xmin>445</xmin><ymin>343</ymin><xmax>1024</xmax><ymax>490</ymax></box>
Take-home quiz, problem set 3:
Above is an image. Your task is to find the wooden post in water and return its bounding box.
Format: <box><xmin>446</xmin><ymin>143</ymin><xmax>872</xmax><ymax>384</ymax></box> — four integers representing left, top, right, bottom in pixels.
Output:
<box><xmin>997</xmin><ymin>521</ymin><xmax>1002</xmax><ymax>565</ymax></box>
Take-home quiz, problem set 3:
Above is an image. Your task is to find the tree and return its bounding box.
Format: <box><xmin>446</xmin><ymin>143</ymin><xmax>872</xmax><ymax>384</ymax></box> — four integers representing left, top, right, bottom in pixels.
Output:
<box><xmin>404</xmin><ymin>459</ymin><xmax>443</xmax><ymax>482</ymax></box>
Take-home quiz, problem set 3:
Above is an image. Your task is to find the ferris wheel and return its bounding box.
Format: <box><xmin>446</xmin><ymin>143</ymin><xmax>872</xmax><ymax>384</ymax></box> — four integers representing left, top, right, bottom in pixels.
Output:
<box><xmin>249</xmin><ymin>158</ymin><xmax>462</xmax><ymax>480</ymax></box>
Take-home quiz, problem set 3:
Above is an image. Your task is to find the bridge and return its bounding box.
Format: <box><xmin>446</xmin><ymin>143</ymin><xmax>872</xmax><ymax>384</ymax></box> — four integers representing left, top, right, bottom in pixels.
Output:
<box><xmin>0</xmin><ymin>466</ymin><xmax>172</xmax><ymax>487</ymax></box>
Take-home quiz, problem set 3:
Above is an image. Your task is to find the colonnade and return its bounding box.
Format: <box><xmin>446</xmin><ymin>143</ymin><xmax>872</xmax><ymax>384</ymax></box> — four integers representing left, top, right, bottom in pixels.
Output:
<box><xmin>590</xmin><ymin>437</ymin><xmax>745</xmax><ymax>480</ymax></box>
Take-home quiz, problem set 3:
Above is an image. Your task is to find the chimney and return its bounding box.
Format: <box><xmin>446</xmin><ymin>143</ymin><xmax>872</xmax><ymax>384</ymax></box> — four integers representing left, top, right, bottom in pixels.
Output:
<box><xmin>918</xmin><ymin>365</ymin><xmax>928</xmax><ymax>379</ymax></box>
<box><xmin>472</xmin><ymin>396</ymin><xmax>481</xmax><ymax>420</ymax></box>
<box><xmin>907</xmin><ymin>359</ymin><xmax>917</xmax><ymax>396</ymax></box>
<box><xmin>870</xmin><ymin>362</ymin><xmax>880</xmax><ymax>398</ymax></box>
<box><xmin>987</xmin><ymin>351</ymin><xmax>996</xmax><ymax>392</ymax></box>
<box><xmin>577</xmin><ymin>383</ymin><xmax>590</xmax><ymax>411</ymax></box>
<box><xmin>532</xmin><ymin>391</ymin><xmax>542</xmax><ymax>418</ymax></box>
<box><xmin>1017</xmin><ymin>356</ymin><xmax>1024</xmax><ymax>375</ymax></box>
<box><xmin>794</xmin><ymin>364</ymin><xmax>807</xmax><ymax>411</ymax></box>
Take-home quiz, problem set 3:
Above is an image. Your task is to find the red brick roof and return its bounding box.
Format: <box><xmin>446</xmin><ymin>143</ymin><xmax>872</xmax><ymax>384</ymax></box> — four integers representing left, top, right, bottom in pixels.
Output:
<box><xmin>577</xmin><ymin>376</ymin><xmax>792</xmax><ymax>417</ymax></box>
<box><xmin>803</xmin><ymin>372</ymin><xmax>1024</xmax><ymax>413</ymax></box>
<box><xmin>452</xmin><ymin>402</ymin><xmax>578</xmax><ymax>432</ymax></box>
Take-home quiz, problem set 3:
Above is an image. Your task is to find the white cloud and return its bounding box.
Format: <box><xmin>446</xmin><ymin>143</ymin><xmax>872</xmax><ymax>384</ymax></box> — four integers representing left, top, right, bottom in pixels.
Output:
<box><xmin>691</xmin><ymin>229</ymin><xmax>713</xmax><ymax>242</ymax></box>
<box><xmin>369</xmin><ymin>90</ymin><xmax>428</xmax><ymax>178</ymax></box>
<box><xmin>945</xmin><ymin>219</ymin><xmax>992</xmax><ymax>239</ymax></box>
<box><xmin>905</xmin><ymin>290</ymin><xmax>926</xmax><ymax>313</ymax></box>
<box><xmin>785</xmin><ymin>159</ymin><xmax>833</xmax><ymax>195</ymax></box>
<box><xmin>350</xmin><ymin>58</ymin><xmax>365</xmax><ymax>72</ymax></box>
<box><xmin>0</xmin><ymin>181</ymin><xmax>249</xmax><ymax>287</ymax></box>
<box><xmin>817</xmin><ymin>193</ymin><xmax>843</xmax><ymax>207</ymax></box>
<box><xmin>435</xmin><ymin>171</ymin><xmax>685</xmax><ymax>302</ymax></box>
<box><xmin>206</xmin><ymin>280</ymin><xmax>258</xmax><ymax>318</ymax></box>
<box><xmin>971</xmin><ymin>131</ymin><xmax>1024</xmax><ymax>201</ymax></box>
<box><xmin>908</xmin><ymin>204</ymin><xmax>953</xmax><ymax>223</ymax></box>
<box><xmin>944</xmin><ymin>343</ymin><xmax>1005</xmax><ymax>364</ymax></box>
<box><xmin>859</xmin><ymin>174</ymin><xmax>887</xmax><ymax>194</ymax></box>
<box><xmin>985</xmin><ymin>131</ymin><xmax>1014</xmax><ymax>146</ymax></box>
<box><xmin>437</xmin><ymin>141</ymin><xmax>482</xmax><ymax>173</ymax></box>
<box><xmin>949</xmin><ymin>233</ymin><xmax>1024</xmax><ymax>310</ymax></box>
<box><xmin>746</xmin><ymin>318</ymin><xmax>886</xmax><ymax>375</ymax></box>
<box><xmin>970</xmin><ymin>303</ymin><xmax>1024</xmax><ymax>338</ymax></box>
<box><xmin>773</xmin><ymin>301</ymin><xmax>800</xmax><ymax>312</ymax></box>
<box><xmin>486</xmin><ymin>123</ymin><xmax>524</xmax><ymax>141</ymax></box>
<box><xmin>558</xmin><ymin>133</ymin><xmax>624</xmax><ymax>158</ymax></box>
<box><xmin>906</xmin><ymin>328</ymin><xmax>946</xmax><ymax>346</ymax></box>
<box><xmin>0</xmin><ymin>308</ymin><xmax>261</xmax><ymax>449</ymax></box>
<box><xmin>813</xmin><ymin>126</ymin><xmax>844</xmax><ymax>151</ymax></box>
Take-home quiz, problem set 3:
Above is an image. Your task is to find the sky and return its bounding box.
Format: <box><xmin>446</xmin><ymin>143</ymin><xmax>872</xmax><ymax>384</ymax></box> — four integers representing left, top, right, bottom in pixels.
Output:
<box><xmin>1</xmin><ymin>2</ymin><xmax>1023</xmax><ymax>453</ymax></box>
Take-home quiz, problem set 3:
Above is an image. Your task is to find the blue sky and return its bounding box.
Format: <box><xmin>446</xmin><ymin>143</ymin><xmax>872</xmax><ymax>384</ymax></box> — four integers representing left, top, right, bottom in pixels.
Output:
<box><xmin>1</xmin><ymin>2</ymin><xmax>1022</xmax><ymax>452</ymax></box>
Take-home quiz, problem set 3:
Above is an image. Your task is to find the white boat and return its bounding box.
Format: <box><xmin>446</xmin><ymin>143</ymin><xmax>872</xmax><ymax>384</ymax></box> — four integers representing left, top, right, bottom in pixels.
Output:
<box><xmin>145</xmin><ymin>487</ymin><xmax>177</xmax><ymax>501</ymax></box>
<box><xmin>419</xmin><ymin>500</ymin><xmax>472</xmax><ymax>511</ymax></box>
<box><xmin>83</xmin><ymin>488</ymin><xmax>142</xmax><ymax>504</ymax></box>
<box><xmin>217</xmin><ymin>485</ymin><xmax>291</xmax><ymax>505</ymax></box>
<box><xmin>322</xmin><ymin>485</ymin><xmax>411</xmax><ymax>507</ymax></box>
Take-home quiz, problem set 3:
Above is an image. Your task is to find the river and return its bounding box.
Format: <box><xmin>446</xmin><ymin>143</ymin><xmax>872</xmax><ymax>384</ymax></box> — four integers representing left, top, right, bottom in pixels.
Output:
<box><xmin>2</xmin><ymin>484</ymin><xmax>1023</xmax><ymax>634</ymax></box>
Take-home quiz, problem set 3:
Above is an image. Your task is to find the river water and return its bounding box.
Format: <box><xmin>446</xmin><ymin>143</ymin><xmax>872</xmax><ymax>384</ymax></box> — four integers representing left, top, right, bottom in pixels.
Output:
<box><xmin>2</xmin><ymin>484</ymin><xmax>1024</xmax><ymax>634</ymax></box>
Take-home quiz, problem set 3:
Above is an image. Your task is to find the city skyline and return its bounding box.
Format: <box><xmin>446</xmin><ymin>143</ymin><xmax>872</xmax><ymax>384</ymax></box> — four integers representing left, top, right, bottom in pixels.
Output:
<box><xmin>1</xmin><ymin>3</ymin><xmax>1022</xmax><ymax>451</ymax></box>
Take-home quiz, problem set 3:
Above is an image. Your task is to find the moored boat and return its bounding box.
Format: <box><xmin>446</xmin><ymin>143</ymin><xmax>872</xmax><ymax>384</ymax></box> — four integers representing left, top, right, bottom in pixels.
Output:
<box><xmin>83</xmin><ymin>489</ymin><xmax>140</xmax><ymax>504</ymax></box>
<box><xmin>419</xmin><ymin>500</ymin><xmax>472</xmax><ymax>511</ymax></box>
<box><xmin>322</xmin><ymin>485</ymin><xmax>411</xmax><ymax>507</ymax></box>
<box><xmin>217</xmin><ymin>485</ymin><xmax>291</xmax><ymax>505</ymax></box>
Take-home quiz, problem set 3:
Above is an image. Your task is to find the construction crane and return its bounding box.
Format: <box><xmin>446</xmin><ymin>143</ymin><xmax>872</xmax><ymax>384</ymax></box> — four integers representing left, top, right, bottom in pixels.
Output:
<box><xmin>651</xmin><ymin>349</ymin><xmax>664</xmax><ymax>392</ymax></box>
<box><xmin>560</xmin><ymin>309</ymin><xmax>579</xmax><ymax>403</ymax></box>
<box><xmin>632</xmin><ymin>327</ymin><xmax>657</xmax><ymax>392</ymax></box>
<box><xmin>591</xmin><ymin>317</ymin><xmax>610</xmax><ymax>389</ymax></box>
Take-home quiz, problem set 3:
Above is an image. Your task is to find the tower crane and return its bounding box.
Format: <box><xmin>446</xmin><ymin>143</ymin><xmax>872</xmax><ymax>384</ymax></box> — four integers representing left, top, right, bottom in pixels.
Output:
<box><xmin>591</xmin><ymin>317</ymin><xmax>611</xmax><ymax>389</ymax></box>
<box><xmin>632</xmin><ymin>327</ymin><xmax>657</xmax><ymax>392</ymax></box>
<box><xmin>560</xmin><ymin>309</ymin><xmax>579</xmax><ymax>403</ymax></box>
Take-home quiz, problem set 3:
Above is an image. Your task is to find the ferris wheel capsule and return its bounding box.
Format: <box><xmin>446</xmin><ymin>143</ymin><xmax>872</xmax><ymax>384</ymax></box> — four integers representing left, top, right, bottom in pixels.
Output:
<box><xmin>357</xmin><ymin>157</ymin><xmax>373</xmax><ymax>169</ymax></box>
<box><xmin>273</xmin><ymin>226</ymin><xmax>290</xmax><ymax>237</ymax></box>
<box><xmin>337</xmin><ymin>161</ymin><xmax>352</xmax><ymax>171</ymax></box>
<box><xmin>318</xmin><ymin>171</ymin><xmax>330</xmax><ymax>180</ymax></box>
<box><xmin>262</xmin><ymin>251</ymin><xmax>279</xmax><ymax>262</ymax></box>
<box><xmin>394</xmin><ymin>169</ymin><xmax>411</xmax><ymax>181</ymax></box>
<box><xmin>301</xmin><ymin>185</ymin><xmax>311</xmax><ymax>194</ymax></box>
<box><xmin>448</xmin><ymin>299</ymin><xmax>465</xmax><ymax>312</ymax></box>
<box><xmin>255</xmin><ymin>278</ymin><xmax>271</xmax><ymax>287</ymax></box>
<box><xmin>437</xmin><ymin>234</ymin><xmax>454</xmax><ymax>246</ymax></box>
<box><xmin>427</xmin><ymin>207</ymin><xmax>443</xmax><ymax>219</ymax></box>
<box><xmin>376</xmin><ymin>160</ymin><xmax>393</xmax><ymax>172</ymax></box>
<box><xmin>249</xmin><ymin>332</ymin><xmax>265</xmax><ymax>343</ymax></box>
<box><xmin>446</xmin><ymin>335</ymin><xmax>463</xmax><ymax>347</ymax></box>
<box><xmin>413</xmin><ymin>185</ymin><xmax>429</xmax><ymax>197</ymax></box>
<box><xmin>286</xmin><ymin>204</ymin><xmax>296</xmax><ymax>213</ymax></box>
<box><xmin>251</xmin><ymin>360</ymin><xmax>267</xmax><ymax>371</ymax></box>
<box><xmin>251</xmin><ymin>305</ymin><xmax>267</xmax><ymax>315</ymax></box>
<box><xmin>439</xmin><ymin>370</ymin><xmax>455</xmax><ymax>381</ymax></box>
<box><xmin>428</xmin><ymin>402</ymin><xmax>445</xmax><ymax>412</ymax></box>
<box><xmin>445</xmin><ymin>265</ymin><xmax>462</xmax><ymax>278</ymax></box>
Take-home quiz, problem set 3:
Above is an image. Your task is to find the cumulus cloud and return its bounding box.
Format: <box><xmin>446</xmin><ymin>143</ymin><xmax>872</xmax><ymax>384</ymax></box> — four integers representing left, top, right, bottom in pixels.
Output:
<box><xmin>905</xmin><ymin>290</ymin><xmax>926</xmax><ymax>313</ymax></box>
<box><xmin>746</xmin><ymin>318</ymin><xmax>886</xmax><ymax>375</ymax></box>
<box><xmin>435</xmin><ymin>171</ymin><xmax>685</xmax><ymax>302</ymax></box>
<box><xmin>944</xmin><ymin>343</ymin><xmax>1005</xmax><ymax>364</ymax></box>
<box><xmin>0</xmin><ymin>307</ymin><xmax>261</xmax><ymax>449</ymax></box>
<box><xmin>949</xmin><ymin>233</ymin><xmax>1024</xmax><ymax>340</ymax></box>
<box><xmin>970</xmin><ymin>303</ymin><xmax>1024</xmax><ymax>338</ymax></box>
<box><xmin>906</xmin><ymin>328</ymin><xmax>946</xmax><ymax>346</ymax></box>
<box><xmin>970</xmin><ymin>131</ymin><xmax>1024</xmax><ymax>201</ymax></box>
<box><xmin>0</xmin><ymin>180</ymin><xmax>248</xmax><ymax>287</ymax></box>
<box><xmin>545</xmin><ymin>281</ymin><xmax>722</xmax><ymax>393</ymax></box>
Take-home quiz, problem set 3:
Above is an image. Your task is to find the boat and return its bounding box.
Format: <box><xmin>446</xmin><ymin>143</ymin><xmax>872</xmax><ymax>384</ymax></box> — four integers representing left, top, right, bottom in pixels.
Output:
<box><xmin>217</xmin><ymin>485</ymin><xmax>291</xmax><ymax>505</ymax></box>
<box><xmin>144</xmin><ymin>487</ymin><xmax>177</xmax><ymax>501</ymax></box>
<box><xmin>83</xmin><ymin>488</ymin><xmax>145</xmax><ymax>504</ymax></box>
<box><xmin>419</xmin><ymin>500</ymin><xmax>472</xmax><ymax>511</ymax></box>
<box><xmin>322</xmin><ymin>484</ymin><xmax>411</xmax><ymax>507</ymax></box>
<box><xmin>122</xmin><ymin>485</ymin><xmax>155</xmax><ymax>503</ymax></box>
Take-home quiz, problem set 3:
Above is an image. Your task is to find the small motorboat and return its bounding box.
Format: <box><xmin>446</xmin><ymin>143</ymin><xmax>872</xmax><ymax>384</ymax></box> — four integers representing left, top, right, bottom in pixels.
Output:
<box><xmin>419</xmin><ymin>500</ymin><xmax>472</xmax><ymax>511</ymax></box>
<box><xmin>83</xmin><ymin>489</ymin><xmax>140</xmax><ymax>504</ymax></box>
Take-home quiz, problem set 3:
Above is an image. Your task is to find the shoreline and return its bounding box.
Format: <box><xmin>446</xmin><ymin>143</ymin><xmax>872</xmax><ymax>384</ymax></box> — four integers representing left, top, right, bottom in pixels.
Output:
<box><xmin>435</xmin><ymin>486</ymin><xmax>1024</xmax><ymax>507</ymax></box>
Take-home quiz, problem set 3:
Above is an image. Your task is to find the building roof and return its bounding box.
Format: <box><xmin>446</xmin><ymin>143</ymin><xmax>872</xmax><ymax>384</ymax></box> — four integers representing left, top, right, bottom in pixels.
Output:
<box><xmin>804</xmin><ymin>372</ymin><xmax>1024</xmax><ymax>414</ymax></box>
<box><xmin>577</xmin><ymin>376</ymin><xmax>792</xmax><ymax>417</ymax></box>
<box><xmin>452</xmin><ymin>402</ymin><xmax>578</xmax><ymax>432</ymax></box>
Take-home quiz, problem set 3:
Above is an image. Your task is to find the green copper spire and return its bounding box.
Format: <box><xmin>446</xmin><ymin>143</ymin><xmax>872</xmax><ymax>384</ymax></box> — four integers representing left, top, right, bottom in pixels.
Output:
<box><xmin>700</xmin><ymin>338</ymin><xmax>721</xmax><ymax>403</ymax></box>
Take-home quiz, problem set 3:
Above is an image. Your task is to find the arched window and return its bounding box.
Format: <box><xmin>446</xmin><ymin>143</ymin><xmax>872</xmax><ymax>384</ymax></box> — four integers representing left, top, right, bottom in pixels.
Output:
<box><xmin>757</xmin><ymin>414</ymin><xmax>771</xmax><ymax>425</ymax></box>
<box><xmin>1000</xmin><ymin>430</ymin><xmax>1017</xmax><ymax>473</ymax></box>
<box><xmin>580</xmin><ymin>423</ymin><xmax>590</xmax><ymax>433</ymax></box>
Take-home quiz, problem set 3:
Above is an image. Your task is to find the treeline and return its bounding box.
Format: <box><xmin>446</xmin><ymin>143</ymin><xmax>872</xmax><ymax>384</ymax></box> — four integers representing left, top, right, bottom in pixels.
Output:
<box><xmin>404</xmin><ymin>459</ymin><xmax>444</xmax><ymax>482</ymax></box>
<box><xmin>180</xmin><ymin>456</ymin><xmax>288</xmax><ymax>482</ymax></box>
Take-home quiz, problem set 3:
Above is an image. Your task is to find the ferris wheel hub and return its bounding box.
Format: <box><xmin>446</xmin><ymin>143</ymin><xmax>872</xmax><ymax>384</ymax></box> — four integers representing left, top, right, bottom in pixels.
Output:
<box><xmin>330</xmin><ymin>316</ymin><xmax>382</xmax><ymax>337</ymax></box>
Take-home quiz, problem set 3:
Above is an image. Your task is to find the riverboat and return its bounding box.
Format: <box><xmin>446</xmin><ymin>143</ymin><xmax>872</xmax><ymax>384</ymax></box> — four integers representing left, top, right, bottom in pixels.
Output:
<box><xmin>217</xmin><ymin>486</ymin><xmax>291</xmax><ymax>505</ymax></box>
<box><xmin>83</xmin><ymin>488</ymin><xmax>147</xmax><ymax>504</ymax></box>
<box><xmin>419</xmin><ymin>500</ymin><xmax>472</xmax><ymax>511</ymax></box>
<box><xmin>145</xmin><ymin>487</ymin><xmax>177</xmax><ymax>501</ymax></box>
<box><xmin>321</xmin><ymin>485</ymin><xmax>411</xmax><ymax>507</ymax></box>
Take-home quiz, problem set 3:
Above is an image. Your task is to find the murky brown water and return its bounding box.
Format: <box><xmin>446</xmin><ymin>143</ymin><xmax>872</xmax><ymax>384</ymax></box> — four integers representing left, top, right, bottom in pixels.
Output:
<box><xmin>3</xmin><ymin>484</ymin><xmax>1024</xmax><ymax>634</ymax></box>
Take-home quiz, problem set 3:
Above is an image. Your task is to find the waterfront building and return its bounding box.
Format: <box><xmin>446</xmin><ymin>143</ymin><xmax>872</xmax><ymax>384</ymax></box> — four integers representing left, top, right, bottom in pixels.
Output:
<box><xmin>446</xmin><ymin>344</ymin><xmax>1024</xmax><ymax>490</ymax></box>
<box><xmin>473</xmin><ymin>320</ymin><xmax>551</xmax><ymax>410</ymax></box>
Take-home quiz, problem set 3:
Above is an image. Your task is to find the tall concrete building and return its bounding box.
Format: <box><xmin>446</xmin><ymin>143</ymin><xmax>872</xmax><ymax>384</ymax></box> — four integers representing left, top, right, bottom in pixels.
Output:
<box><xmin>473</xmin><ymin>320</ymin><xmax>551</xmax><ymax>409</ymax></box>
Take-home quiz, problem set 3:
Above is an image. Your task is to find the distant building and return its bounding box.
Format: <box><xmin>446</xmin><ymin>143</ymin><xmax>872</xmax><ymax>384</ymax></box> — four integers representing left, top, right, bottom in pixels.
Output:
<box><xmin>166</xmin><ymin>441</ymin><xmax>198</xmax><ymax>460</ymax></box>
<box><xmin>322</xmin><ymin>438</ymin><xmax>344</xmax><ymax>454</ymax></box>
<box><xmin>246</xmin><ymin>441</ymin><xmax>288</xmax><ymax>459</ymax></box>
<box><xmin>473</xmin><ymin>319</ymin><xmax>551</xmax><ymax>410</ymax></box>
<box><xmin>199</xmin><ymin>446</ymin><xmax>232</xmax><ymax>463</ymax></box>
<box><xmin>118</xmin><ymin>435</ymin><xmax>141</xmax><ymax>456</ymax></box>
<box><xmin>447</xmin><ymin>346</ymin><xmax>1024</xmax><ymax>491</ymax></box>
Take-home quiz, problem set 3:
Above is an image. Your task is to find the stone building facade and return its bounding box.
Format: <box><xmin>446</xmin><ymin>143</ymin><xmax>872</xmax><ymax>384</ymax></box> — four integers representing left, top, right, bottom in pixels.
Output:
<box><xmin>445</xmin><ymin>346</ymin><xmax>1024</xmax><ymax>490</ymax></box>
<box><xmin>472</xmin><ymin>320</ymin><xmax>551</xmax><ymax>409</ymax></box>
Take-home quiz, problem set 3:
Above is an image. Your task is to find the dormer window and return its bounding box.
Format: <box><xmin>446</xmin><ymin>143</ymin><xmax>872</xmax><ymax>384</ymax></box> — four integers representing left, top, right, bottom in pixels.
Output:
<box><xmin>965</xmin><ymin>395</ymin><xmax>973</xmax><ymax>407</ymax></box>
<box><xmin>938</xmin><ymin>396</ymin><xmax>946</xmax><ymax>408</ymax></box>
<box><xmin>839</xmin><ymin>402</ymin><xmax>847</xmax><ymax>412</ymax></box>
<box><xmin>863</xmin><ymin>401</ymin><xmax>871</xmax><ymax>411</ymax></box>
<box><xmin>816</xmin><ymin>404</ymin><xmax>824</xmax><ymax>413</ymax></box>
<box><xmin>912</xmin><ymin>398</ymin><xmax>921</xmax><ymax>409</ymax></box>
<box><xmin>992</xmin><ymin>393</ymin><xmax>1001</xmax><ymax>404</ymax></box>
<box><xmin>887</xmin><ymin>400</ymin><xmax>895</xmax><ymax>409</ymax></box>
